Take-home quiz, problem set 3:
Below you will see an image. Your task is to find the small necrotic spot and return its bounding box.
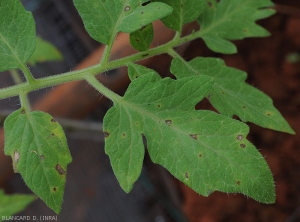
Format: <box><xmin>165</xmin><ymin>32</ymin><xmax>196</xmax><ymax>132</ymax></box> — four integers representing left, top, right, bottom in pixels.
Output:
<box><xmin>14</xmin><ymin>150</ymin><xmax>20</xmax><ymax>163</ymax></box>
<box><xmin>40</xmin><ymin>155</ymin><xmax>45</xmax><ymax>160</ymax></box>
<box><xmin>124</xmin><ymin>6</ymin><xmax>130</xmax><ymax>11</ymax></box>
<box><xmin>242</xmin><ymin>106</ymin><xmax>246</xmax><ymax>109</ymax></box>
<box><xmin>51</xmin><ymin>133</ymin><xmax>55</xmax><ymax>137</ymax></box>
<box><xmin>185</xmin><ymin>172</ymin><xmax>189</xmax><ymax>178</ymax></box>
<box><xmin>141</xmin><ymin>11</ymin><xmax>144</xmax><ymax>15</ymax></box>
<box><xmin>237</xmin><ymin>135</ymin><xmax>243</xmax><ymax>141</ymax></box>
<box><xmin>157</xmin><ymin>104</ymin><xmax>161</xmax><ymax>108</ymax></box>
<box><xmin>104</xmin><ymin>132</ymin><xmax>110</xmax><ymax>138</ymax></box>
<box><xmin>21</xmin><ymin>109</ymin><xmax>25</xmax><ymax>114</ymax></box>
<box><xmin>165</xmin><ymin>120</ymin><xmax>172</xmax><ymax>125</ymax></box>
<box><xmin>216</xmin><ymin>0</ymin><xmax>221</xmax><ymax>3</ymax></box>
<box><xmin>198</xmin><ymin>153</ymin><xmax>203</xmax><ymax>158</ymax></box>
<box><xmin>240</xmin><ymin>144</ymin><xmax>246</xmax><ymax>148</ymax></box>
<box><xmin>53</xmin><ymin>187</ymin><xmax>57</xmax><ymax>192</ymax></box>
<box><xmin>221</xmin><ymin>91</ymin><xmax>225</xmax><ymax>95</ymax></box>
<box><xmin>51</xmin><ymin>118</ymin><xmax>56</xmax><ymax>123</ymax></box>
<box><xmin>189</xmin><ymin>134</ymin><xmax>198</xmax><ymax>140</ymax></box>
<box><xmin>55</xmin><ymin>164</ymin><xmax>65</xmax><ymax>175</ymax></box>
<box><xmin>266</xmin><ymin>112</ymin><xmax>271</xmax><ymax>116</ymax></box>
<box><xmin>236</xmin><ymin>180</ymin><xmax>241</xmax><ymax>185</ymax></box>
<box><xmin>122</xmin><ymin>133</ymin><xmax>126</xmax><ymax>137</ymax></box>
<box><xmin>208</xmin><ymin>2</ymin><xmax>213</xmax><ymax>7</ymax></box>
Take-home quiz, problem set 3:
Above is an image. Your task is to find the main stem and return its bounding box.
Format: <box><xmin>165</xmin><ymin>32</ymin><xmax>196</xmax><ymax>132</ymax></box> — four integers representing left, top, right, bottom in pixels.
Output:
<box><xmin>0</xmin><ymin>29</ymin><xmax>202</xmax><ymax>101</ymax></box>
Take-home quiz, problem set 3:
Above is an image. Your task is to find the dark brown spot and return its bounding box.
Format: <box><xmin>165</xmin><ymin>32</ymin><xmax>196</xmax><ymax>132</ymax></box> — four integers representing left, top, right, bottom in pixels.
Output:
<box><xmin>124</xmin><ymin>6</ymin><xmax>130</xmax><ymax>11</ymax></box>
<box><xmin>208</xmin><ymin>2</ymin><xmax>213</xmax><ymax>7</ymax></box>
<box><xmin>122</xmin><ymin>133</ymin><xmax>126</xmax><ymax>137</ymax></box>
<box><xmin>243</xmin><ymin>106</ymin><xmax>246</xmax><ymax>109</ymax></box>
<box><xmin>237</xmin><ymin>135</ymin><xmax>243</xmax><ymax>141</ymax></box>
<box><xmin>157</xmin><ymin>104</ymin><xmax>161</xmax><ymax>108</ymax></box>
<box><xmin>198</xmin><ymin>153</ymin><xmax>203</xmax><ymax>158</ymax></box>
<box><xmin>240</xmin><ymin>144</ymin><xmax>246</xmax><ymax>148</ymax></box>
<box><xmin>185</xmin><ymin>172</ymin><xmax>189</xmax><ymax>178</ymax></box>
<box><xmin>236</xmin><ymin>180</ymin><xmax>241</xmax><ymax>185</ymax></box>
<box><xmin>221</xmin><ymin>91</ymin><xmax>225</xmax><ymax>94</ymax></box>
<box><xmin>243</xmin><ymin>29</ymin><xmax>248</xmax><ymax>33</ymax></box>
<box><xmin>51</xmin><ymin>133</ymin><xmax>55</xmax><ymax>137</ymax></box>
<box><xmin>142</xmin><ymin>1</ymin><xmax>150</xmax><ymax>6</ymax></box>
<box><xmin>216</xmin><ymin>0</ymin><xmax>221</xmax><ymax>3</ymax></box>
<box><xmin>142</xmin><ymin>53</ymin><xmax>149</xmax><ymax>57</ymax></box>
<box><xmin>266</xmin><ymin>112</ymin><xmax>271</xmax><ymax>116</ymax></box>
<box><xmin>189</xmin><ymin>134</ymin><xmax>198</xmax><ymax>140</ymax></box>
<box><xmin>53</xmin><ymin>187</ymin><xmax>57</xmax><ymax>192</ymax></box>
<box><xmin>40</xmin><ymin>155</ymin><xmax>45</xmax><ymax>160</ymax></box>
<box><xmin>140</xmin><ymin>25</ymin><xmax>146</xmax><ymax>30</ymax></box>
<box><xmin>135</xmin><ymin>38</ymin><xmax>140</xmax><ymax>42</ymax></box>
<box><xmin>51</xmin><ymin>118</ymin><xmax>56</xmax><ymax>122</ymax></box>
<box><xmin>55</xmin><ymin>164</ymin><xmax>65</xmax><ymax>175</ymax></box>
<box><xmin>104</xmin><ymin>132</ymin><xmax>110</xmax><ymax>138</ymax></box>
<box><xmin>21</xmin><ymin>109</ymin><xmax>25</xmax><ymax>114</ymax></box>
<box><xmin>165</xmin><ymin>120</ymin><xmax>172</xmax><ymax>125</ymax></box>
<box><xmin>141</xmin><ymin>11</ymin><xmax>144</xmax><ymax>15</ymax></box>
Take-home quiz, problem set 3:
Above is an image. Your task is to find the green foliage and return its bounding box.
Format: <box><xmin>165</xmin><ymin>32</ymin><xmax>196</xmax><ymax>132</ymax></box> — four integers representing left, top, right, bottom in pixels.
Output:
<box><xmin>0</xmin><ymin>0</ymin><xmax>36</xmax><ymax>72</ymax></box>
<box><xmin>27</xmin><ymin>37</ymin><xmax>63</xmax><ymax>66</ymax></box>
<box><xmin>197</xmin><ymin>0</ymin><xmax>275</xmax><ymax>54</ymax></box>
<box><xmin>0</xmin><ymin>0</ymin><xmax>295</xmax><ymax>215</ymax></box>
<box><xmin>170</xmin><ymin>57</ymin><xmax>295</xmax><ymax>134</ymax></box>
<box><xmin>4</xmin><ymin>109</ymin><xmax>72</xmax><ymax>214</ymax></box>
<box><xmin>0</xmin><ymin>189</ymin><xmax>35</xmax><ymax>220</ymax></box>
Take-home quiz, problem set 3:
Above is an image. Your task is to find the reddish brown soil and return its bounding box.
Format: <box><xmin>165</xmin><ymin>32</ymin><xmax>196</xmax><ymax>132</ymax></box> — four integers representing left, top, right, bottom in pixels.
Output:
<box><xmin>179</xmin><ymin>6</ymin><xmax>300</xmax><ymax>222</ymax></box>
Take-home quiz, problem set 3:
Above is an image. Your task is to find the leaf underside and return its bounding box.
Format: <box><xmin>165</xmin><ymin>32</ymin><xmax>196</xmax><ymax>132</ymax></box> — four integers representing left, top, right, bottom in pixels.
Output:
<box><xmin>4</xmin><ymin>109</ymin><xmax>72</xmax><ymax>214</ymax></box>
<box><xmin>170</xmin><ymin>57</ymin><xmax>295</xmax><ymax>134</ymax></box>
<box><xmin>197</xmin><ymin>0</ymin><xmax>276</xmax><ymax>54</ymax></box>
<box><xmin>103</xmin><ymin>64</ymin><xmax>275</xmax><ymax>203</ymax></box>
<box><xmin>0</xmin><ymin>0</ymin><xmax>36</xmax><ymax>72</ymax></box>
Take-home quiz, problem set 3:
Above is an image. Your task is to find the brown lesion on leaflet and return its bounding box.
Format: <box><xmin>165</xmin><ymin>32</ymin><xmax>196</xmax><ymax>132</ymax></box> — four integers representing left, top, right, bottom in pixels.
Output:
<box><xmin>55</xmin><ymin>164</ymin><xmax>65</xmax><ymax>175</ymax></box>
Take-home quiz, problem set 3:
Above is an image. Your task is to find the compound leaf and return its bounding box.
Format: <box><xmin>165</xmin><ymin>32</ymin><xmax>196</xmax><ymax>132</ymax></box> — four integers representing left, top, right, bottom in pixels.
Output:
<box><xmin>130</xmin><ymin>23</ymin><xmax>154</xmax><ymax>51</ymax></box>
<box><xmin>152</xmin><ymin>0</ymin><xmax>205</xmax><ymax>31</ymax></box>
<box><xmin>0</xmin><ymin>0</ymin><xmax>36</xmax><ymax>71</ymax></box>
<box><xmin>0</xmin><ymin>189</ymin><xmax>35</xmax><ymax>219</ymax></box>
<box><xmin>197</xmin><ymin>0</ymin><xmax>275</xmax><ymax>54</ymax></box>
<box><xmin>170</xmin><ymin>57</ymin><xmax>295</xmax><ymax>134</ymax></box>
<box><xmin>104</xmin><ymin>64</ymin><xmax>275</xmax><ymax>203</ymax></box>
<box><xmin>27</xmin><ymin>37</ymin><xmax>63</xmax><ymax>66</ymax></box>
<box><xmin>73</xmin><ymin>0</ymin><xmax>172</xmax><ymax>45</ymax></box>
<box><xmin>4</xmin><ymin>109</ymin><xmax>72</xmax><ymax>214</ymax></box>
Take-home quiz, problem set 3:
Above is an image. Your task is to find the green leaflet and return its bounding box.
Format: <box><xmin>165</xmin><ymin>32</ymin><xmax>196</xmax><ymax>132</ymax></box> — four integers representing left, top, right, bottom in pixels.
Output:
<box><xmin>170</xmin><ymin>57</ymin><xmax>295</xmax><ymax>134</ymax></box>
<box><xmin>0</xmin><ymin>0</ymin><xmax>36</xmax><ymax>71</ymax></box>
<box><xmin>0</xmin><ymin>189</ymin><xmax>35</xmax><ymax>220</ymax></box>
<box><xmin>73</xmin><ymin>0</ymin><xmax>172</xmax><ymax>45</ymax></box>
<box><xmin>27</xmin><ymin>37</ymin><xmax>63</xmax><ymax>66</ymax></box>
<box><xmin>197</xmin><ymin>0</ymin><xmax>275</xmax><ymax>54</ymax></box>
<box><xmin>152</xmin><ymin>0</ymin><xmax>205</xmax><ymax>31</ymax></box>
<box><xmin>130</xmin><ymin>23</ymin><xmax>154</xmax><ymax>51</ymax></box>
<box><xmin>4</xmin><ymin>109</ymin><xmax>72</xmax><ymax>214</ymax></box>
<box><xmin>103</xmin><ymin>64</ymin><xmax>275</xmax><ymax>203</ymax></box>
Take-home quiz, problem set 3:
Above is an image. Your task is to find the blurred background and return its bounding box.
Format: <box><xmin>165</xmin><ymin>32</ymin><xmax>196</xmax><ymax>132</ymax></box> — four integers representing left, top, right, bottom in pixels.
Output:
<box><xmin>0</xmin><ymin>0</ymin><xmax>300</xmax><ymax>221</ymax></box>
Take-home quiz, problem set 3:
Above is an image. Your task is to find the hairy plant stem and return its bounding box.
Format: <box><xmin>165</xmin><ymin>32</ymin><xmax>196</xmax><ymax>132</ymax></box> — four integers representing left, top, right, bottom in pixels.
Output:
<box><xmin>0</xmin><ymin>29</ymin><xmax>203</xmax><ymax>101</ymax></box>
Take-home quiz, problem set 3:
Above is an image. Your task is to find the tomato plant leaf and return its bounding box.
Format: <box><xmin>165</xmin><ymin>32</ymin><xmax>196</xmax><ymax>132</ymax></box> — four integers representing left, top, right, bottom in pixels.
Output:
<box><xmin>27</xmin><ymin>37</ymin><xmax>63</xmax><ymax>66</ymax></box>
<box><xmin>4</xmin><ymin>109</ymin><xmax>72</xmax><ymax>214</ymax></box>
<box><xmin>170</xmin><ymin>57</ymin><xmax>295</xmax><ymax>134</ymax></box>
<box><xmin>73</xmin><ymin>0</ymin><xmax>172</xmax><ymax>45</ymax></box>
<box><xmin>103</xmin><ymin>65</ymin><xmax>275</xmax><ymax>203</ymax></box>
<box><xmin>130</xmin><ymin>23</ymin><xmax>154</xmax><ymax>51</ymax></box>
<box><xmin>197</xmin><ymin>0</ymin><xmax>275</xmax><ymax>54</ymax></box>
<box><xmin>0</xmin><ymin>0</ymin><xmax>36</xmax><ymax>72</ymax></box>
<box><xmin>152</xmin><ymin>0</ymin><xmax>205</xmax><ymax>31</ymax></box>
<box><xmin>0</xmin><ymin>189</ymin><xmax>35</xmax><ymax>218</ymax></box>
